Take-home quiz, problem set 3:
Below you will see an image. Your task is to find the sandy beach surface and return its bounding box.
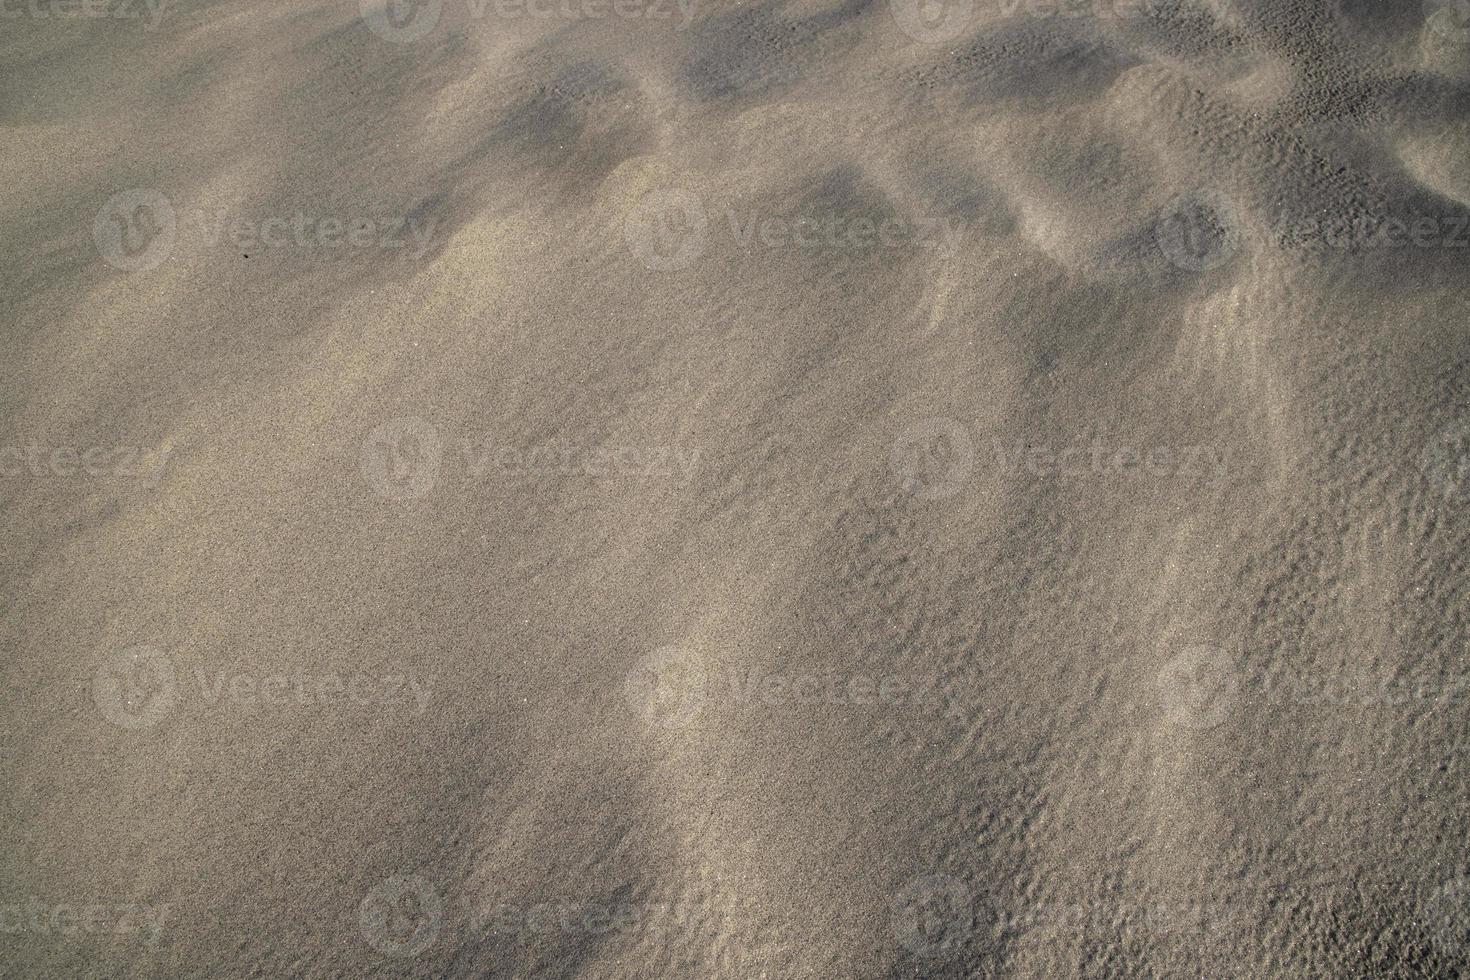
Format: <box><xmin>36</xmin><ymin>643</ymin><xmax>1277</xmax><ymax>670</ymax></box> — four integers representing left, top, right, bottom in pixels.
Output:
<box><xmin>5</xmin><ymin>0</ymin><xmax>1470</xmax><ymax>975</ymax></box>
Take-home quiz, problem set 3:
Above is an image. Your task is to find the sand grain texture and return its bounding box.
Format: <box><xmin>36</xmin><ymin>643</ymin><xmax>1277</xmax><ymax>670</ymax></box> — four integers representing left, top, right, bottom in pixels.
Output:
<box><xmin>4</xmin><ymin>0</ymin><xmax>1470</xmax><ymax>976</ymax></box>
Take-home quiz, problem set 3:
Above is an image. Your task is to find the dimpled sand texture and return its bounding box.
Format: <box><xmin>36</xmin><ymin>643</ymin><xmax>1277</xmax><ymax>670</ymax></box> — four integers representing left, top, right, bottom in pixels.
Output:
<box><xmin>3</xmin><ymin>0</ymin><xmax>1470</xmax><ymax>977</ymax></box>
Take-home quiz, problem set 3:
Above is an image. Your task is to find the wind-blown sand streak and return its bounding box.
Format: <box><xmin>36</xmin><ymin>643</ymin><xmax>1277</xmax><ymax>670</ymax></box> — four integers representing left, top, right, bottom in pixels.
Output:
<box><xmin>4</xmin><ymin>0</ymin><xmax>1470</xmax><ymax>976</ymax></box>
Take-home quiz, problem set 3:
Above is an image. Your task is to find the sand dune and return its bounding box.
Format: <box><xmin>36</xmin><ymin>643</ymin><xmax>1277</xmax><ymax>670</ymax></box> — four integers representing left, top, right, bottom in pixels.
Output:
<box><xmin>4</xmin><ymin>0</ymin><xmax>1470</xmax><ymax>975</ymax></box>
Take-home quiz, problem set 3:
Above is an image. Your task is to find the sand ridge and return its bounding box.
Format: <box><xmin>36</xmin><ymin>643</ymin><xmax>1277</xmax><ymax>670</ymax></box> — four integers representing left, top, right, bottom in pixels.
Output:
<box><xmin>4</xmin><ymin>0</ymin><xmax>1470</xmax><ymax>976</ymax></box>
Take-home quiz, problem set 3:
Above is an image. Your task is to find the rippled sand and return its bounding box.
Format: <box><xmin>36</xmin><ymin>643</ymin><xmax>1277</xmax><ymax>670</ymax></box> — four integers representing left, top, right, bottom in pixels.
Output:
<box><xmin>4</xmin><ymin>0</ymin><xmax>1470</xmax><ymax>975</ymax></box>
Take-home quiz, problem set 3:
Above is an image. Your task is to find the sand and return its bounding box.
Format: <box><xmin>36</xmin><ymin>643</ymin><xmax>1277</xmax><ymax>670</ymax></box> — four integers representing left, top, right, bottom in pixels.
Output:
<box><xmin>4</xmin><ymin>0</ymin><xmax>1470</xmax><ymax>975</ymax></box>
